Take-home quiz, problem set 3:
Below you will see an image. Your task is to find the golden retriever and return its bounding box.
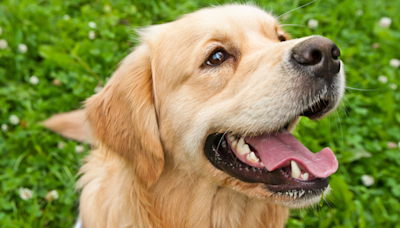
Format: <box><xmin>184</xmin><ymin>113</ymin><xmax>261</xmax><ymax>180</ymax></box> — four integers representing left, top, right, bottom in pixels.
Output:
<box><xmin>44</xmin><ymin>4</ymin><xmax>345</xmax><ymax>228</ymax></box>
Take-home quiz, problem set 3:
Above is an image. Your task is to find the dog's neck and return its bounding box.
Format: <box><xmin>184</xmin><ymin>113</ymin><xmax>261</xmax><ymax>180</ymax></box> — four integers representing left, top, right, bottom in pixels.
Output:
<box><xmin>77</xmin><ymin>150</ymin><xmax>288</xmax><ymax>228</ymax></box>
<box><xmin>149</xmin><ymin>162</ymin><xmax>289</xmax><ymax>228</ymax></box>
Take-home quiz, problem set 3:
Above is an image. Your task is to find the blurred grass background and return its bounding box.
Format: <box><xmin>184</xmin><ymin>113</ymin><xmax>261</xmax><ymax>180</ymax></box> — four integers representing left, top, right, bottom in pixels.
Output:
<box><xmin>1</xmin><ymin>0</ymin><xmax>400</xmax><ymax>227</ymax></box>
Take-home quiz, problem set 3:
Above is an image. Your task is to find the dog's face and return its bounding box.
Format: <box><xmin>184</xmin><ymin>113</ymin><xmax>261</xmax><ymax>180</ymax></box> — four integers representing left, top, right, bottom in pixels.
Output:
<box><xmin>85</xmin><ymin>5</ymin><xmax>345</xmax><ymax>209</ymax></box>
<box><xmin>147</xmin><ymin>5</ymin><xmax>345</xmax><ymax>208</ymax></box>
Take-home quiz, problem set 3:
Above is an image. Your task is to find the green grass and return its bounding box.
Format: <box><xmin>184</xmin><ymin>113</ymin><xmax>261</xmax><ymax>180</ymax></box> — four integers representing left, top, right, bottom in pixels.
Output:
<box><xmin>1</xmin><ymin>0</ymin><xmax>399</xmax><ymax>227</ymax></box>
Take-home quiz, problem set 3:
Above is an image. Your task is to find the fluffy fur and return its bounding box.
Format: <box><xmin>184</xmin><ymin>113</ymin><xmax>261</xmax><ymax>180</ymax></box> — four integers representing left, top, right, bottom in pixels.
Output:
<box><xmin>44</xmin><ymin>4</ymin><xmax>345</xmax><ymax>228</ymax></box>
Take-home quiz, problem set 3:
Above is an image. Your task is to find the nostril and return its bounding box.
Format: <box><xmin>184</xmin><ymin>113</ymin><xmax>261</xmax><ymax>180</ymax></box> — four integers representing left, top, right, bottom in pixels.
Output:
<box><xmin>331</xmin><ymin>46</ymin><xmax>340</xmax><ymax>60</ymax></box>
<box><xmin>291</xmin><ymin>37</ymin><xmax>341</xmax><ymax>80</ymax></box>
<box><xmin>309</xmin><ymin>50</ymin><xmax>322</xmax><ymax>65</ymax></box>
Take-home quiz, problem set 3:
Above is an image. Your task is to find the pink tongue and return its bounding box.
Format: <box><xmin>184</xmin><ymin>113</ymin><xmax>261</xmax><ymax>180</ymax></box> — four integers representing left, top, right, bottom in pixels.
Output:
<box><xmin>244</xmin><ymin>129</ymin><xmax>338</xmax><ymax>178</ymax></box>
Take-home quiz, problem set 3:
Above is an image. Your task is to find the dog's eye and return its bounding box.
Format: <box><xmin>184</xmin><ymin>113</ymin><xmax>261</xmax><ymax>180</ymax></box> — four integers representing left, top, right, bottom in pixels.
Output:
<box><xmin>278</xmin><ymin>35</ymin><xmax>286</xmax><ymax>42</ymax></box>
<box><xmin>206</xmin><ymin>49</ymin><xmax>227</xmax><ymax>66</ymax></box>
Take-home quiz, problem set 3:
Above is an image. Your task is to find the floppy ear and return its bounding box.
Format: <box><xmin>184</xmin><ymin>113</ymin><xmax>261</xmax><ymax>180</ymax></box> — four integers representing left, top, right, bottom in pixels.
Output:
<box><xmin>85</xmin><ymin>44</ymin><xmax>164</xmax><ymax>188</ymax></box>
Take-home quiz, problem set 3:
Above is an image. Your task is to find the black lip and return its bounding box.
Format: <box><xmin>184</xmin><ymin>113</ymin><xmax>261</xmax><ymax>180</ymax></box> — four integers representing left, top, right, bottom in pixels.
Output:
<box><xmin>204</xmin><ymin>134</ymin><xmax>329</xmax><ymax>194</ymax></box>
<box><xmin>300</xmin><ymin>99</ymin><xmax>331</xmax><ymax>119</ymax></box>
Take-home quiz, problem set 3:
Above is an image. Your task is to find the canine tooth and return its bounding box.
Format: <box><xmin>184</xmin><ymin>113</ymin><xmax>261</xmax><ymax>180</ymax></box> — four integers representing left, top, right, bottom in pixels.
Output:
<box><xmin>301</xmin><ymin>172</ymin><xmax>309</xmax><ymax>181</ymax></box>
<box><xmin>291</xmin><ymin>161</ymin><xmax>301</xmax><ymax>179</ymax></box>
<box><xmin>235</xmin><ymin>138</ymin><xmax>247</xmax><ymax>154</ymax></box>
<box><xmin>246</xmin><ymin>152</ymin><xmax>259</xmax><ymax>163</ymax></box>
<box><xmin>231</xmin><ymin>140</ymin><xmax>238</xmax><ymax>147</ymax></box>
<box><xmin>237</xmin><ymin>137</ymin><xmax>245</xmax><ymax>147</ymax></box>
<box><xmin>228</xmin><ymin>135</ymin><xmax>236</xmax><ymax>141</ymax></box>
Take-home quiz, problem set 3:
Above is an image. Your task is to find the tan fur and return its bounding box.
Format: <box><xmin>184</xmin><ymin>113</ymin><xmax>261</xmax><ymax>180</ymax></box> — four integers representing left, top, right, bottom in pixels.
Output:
<box><xmin>44</xmin><ymin>4</ymin><xmax>345</xmax><ymax>228</ymax></box>
<box><xmin>42</xmin><ymin>110</ymin><xmax>90</xmax><ymax>143</ymax></box>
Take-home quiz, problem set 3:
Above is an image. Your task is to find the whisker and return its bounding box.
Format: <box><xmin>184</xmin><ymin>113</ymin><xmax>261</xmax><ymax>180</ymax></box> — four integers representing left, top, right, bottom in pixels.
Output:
<box><xmin>280</xmin><ymin>24</ymin><xmax>307</xmax><ymax>27</ymax></box>
<box><xmin>345</xmin><ymin>86</ymin><xmax>378</xmax><ymax>91</ymax></box>
<box><xmin>336</xmin><ymin>110</ymin><xmax>344</xmax><ymax>144</ymax></box>
<box><xmin>277</xmin><ymin>0</ymin><xmax>318</xmax><ymax>19</ymax></box>
<box><xmin>341</xmin><ymin>99</ymin><xmax>356</xmax><ymax>123</ymax></box>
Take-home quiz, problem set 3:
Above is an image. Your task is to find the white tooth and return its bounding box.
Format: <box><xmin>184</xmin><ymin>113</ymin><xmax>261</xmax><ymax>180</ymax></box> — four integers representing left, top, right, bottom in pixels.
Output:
<box><xmin>237</xmin><ymin>137</ymin><xmax>245</xmax><ymax>148</ymax></box>
<box><xmin>228</xmin><ymin>135</ymin><xmax>236</xmax><ymax>141</ymax></box>
<box><xmin>301</xmin><ymin>172</ymin><xmax>309</xmax><ymax>181</ymax></box>
<box><xmin>236</xmin><ymin>138</ymin><xmax>250</xmax><ymax>155</ymax></box>
<box><xmin>246</xmin><ymin>152</ymin><xmax>259</xmax><ymax>163</ymax></box>
<box><xmin>231</xmin><ymin>140</ymin><xmax>238</xmax><ymax>147</ymax></box>
<box><xmin>260</xmin><ymin>162</ymin><xmax>265</xmax><ymax>167</ymax></box>
<box><xmin>291</xmin><ymin>161</ymin><xmax>301</xmax><ymax>179</ymax></box>
<box><xmin>241</xmin><ymin>144</ymin><xmax>251</xmax><ymax>154</ymax></box>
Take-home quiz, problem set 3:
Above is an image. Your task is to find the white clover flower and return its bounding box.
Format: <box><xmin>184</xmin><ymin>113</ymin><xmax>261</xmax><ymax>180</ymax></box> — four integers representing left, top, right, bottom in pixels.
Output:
<box><xmin>390</xmin><ymin>83</ymin><xmax>397</xmax><ymax>90</ymax></box>
<box><xmin>63</xmin><ymin>14</ymin><xmax>70</xmax><ymax>20</ymax></box>
<box><xmin>18</xmin><ymin>43</ymin><xmax>28</xmax><ymax>53</ymax></box>
<box><xmin>88</xmin><ymin>31</ymin><xmax>95</xmax><ymax>40</ymax></box>
<box><xmin>378</xmin><ymin>75</ymin><xmax>388</xmax><ymax>84</ymax></box>
<box><xmin>29</xmin><ymin>75</ymin><xmax>39</xmax><ymax>85</ymax></box>
<box><xmin>308</xmin><ymin>19</ymin><xmax>318</xmax><ymax>29</ymax></box>
<box><xmin>0</xmin><ymin>27</ymin><xmax>2</xmax><ymax>36</ymax></box>
<box><xmin>19</xmin><ymin>188</ymin><xmax>33</xmax><ymax>200</ymax></box>
<box><xmin>45</xmin><ymin>190</ymin><xmax>59</xmax><ymax>202</ymax></box>
<box><xmin>9</xmin><ymin>115</ymin><xmax>20</xmax><ymax>125</ymax></box>
<box><xmin>379</xmin><ymin>17</ymin><xmax>392</xmax><ymax>28</ymax></box>
<box><xmin>361</xmin><ymin>175</ymin><xmax>374</xmax><ymax>187</ymax></box>
<box><xmin>356</xmin><ymin>9</ymin><xmax>364</xmax><ymax>16</ymax></box>
<box><xmin>0</xmin><ymin>39</ymin><xmax>8</xmax><ymax>49</ymax></box>
<box><xmin>75</xmin><ymin>145</ymin><xmax>84</xmax><ymax>153</ymax></box>
<box><xmin>88</xmin><ymin>21</ymin><xmax>96</xmax><ymax>29</ymax></box>
<box><xmin>94</xmin><ymin>85</ymin><xmax>103</xmax><ymax>93</ymax></box>
<box><xmin>57</xmin><ymin>141</ymin><xmax>65</xmax><ymax>149</ymax></box>
<box><xmin>388</xmin><ymin>141</ymin><xmax>397</xmax><ymax>148</ymax></box>
<box><xmin>389</xmin><ymin>58</ymin><xmax>400</xmax><ymax>68</ymax></box>
<box><xmin>1</xmin><ymin>124</ymin><xmax>8</xmax><ymax>132</ymax></box>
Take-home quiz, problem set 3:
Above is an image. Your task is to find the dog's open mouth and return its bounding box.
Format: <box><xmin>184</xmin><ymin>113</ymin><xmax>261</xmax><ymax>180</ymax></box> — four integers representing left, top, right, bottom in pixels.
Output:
<box><xmin>204</xmin><ymin>100</ymin><xmax>338</xmax><ymax>198</ymax></box>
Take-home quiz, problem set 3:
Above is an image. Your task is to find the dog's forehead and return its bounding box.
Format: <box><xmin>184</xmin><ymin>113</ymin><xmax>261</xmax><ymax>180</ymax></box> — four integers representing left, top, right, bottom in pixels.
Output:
<box><xmin>181</xmin><ymin>5</ymin><xmax>279</xmax><ymax>39</ymax></box>
<box><xmin>146</xmin><ymin>5</ymin><xmax>281</xmax><ymax>67</ymax></box>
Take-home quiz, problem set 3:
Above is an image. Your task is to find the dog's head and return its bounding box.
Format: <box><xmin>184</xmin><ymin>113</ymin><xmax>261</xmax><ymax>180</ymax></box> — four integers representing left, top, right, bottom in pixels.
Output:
<box><xmin>84</xmin><ymin>4</ymin><xmax>345</xmax><ymax>208</ymax></box>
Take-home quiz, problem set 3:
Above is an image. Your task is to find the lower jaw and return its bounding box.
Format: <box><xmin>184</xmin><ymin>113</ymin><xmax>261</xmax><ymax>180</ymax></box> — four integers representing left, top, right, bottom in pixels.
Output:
<box><xmin>204</xmin><ymin>133</ymin><xmax>329</xmax><ymax>194</ymax></box>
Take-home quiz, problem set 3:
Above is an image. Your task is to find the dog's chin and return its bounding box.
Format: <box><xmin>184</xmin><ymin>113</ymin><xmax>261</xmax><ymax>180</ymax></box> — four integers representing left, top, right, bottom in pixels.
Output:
<box><xmin>203</xmin><ymin>97</ymin><xmax>339</xmax><ymax>208</ymax></box>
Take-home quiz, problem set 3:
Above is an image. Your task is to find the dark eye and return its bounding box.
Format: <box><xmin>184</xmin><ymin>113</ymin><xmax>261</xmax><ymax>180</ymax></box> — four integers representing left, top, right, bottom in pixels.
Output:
<box><xmin>278</xmin><ymin>35</ymin><xmax>286</xmax><ymax>42</ymax></box>
<box><xmin>206</xmin><ymin>49</ymin><xmax>227</xmax><ymax>66</ymax></box>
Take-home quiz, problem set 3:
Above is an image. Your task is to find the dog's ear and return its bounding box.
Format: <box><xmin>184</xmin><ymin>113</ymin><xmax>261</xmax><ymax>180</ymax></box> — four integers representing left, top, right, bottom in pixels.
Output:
<box><xmin>42</xmin><ymin>110</ymin><xmax>91</xmax><ymax>143</ymax></box>
<box><xmin>85</xmin><ymin>44</ymin><xmax>164</xmax><ymax>188</ymax></box>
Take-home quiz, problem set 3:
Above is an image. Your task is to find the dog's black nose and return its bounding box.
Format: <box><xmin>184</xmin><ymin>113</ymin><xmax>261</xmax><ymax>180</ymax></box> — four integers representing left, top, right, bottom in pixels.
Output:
<box><xmin>291</xmin><ymin>37</ymin><xmax>341</xmax><ymax>80</ymax></box>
